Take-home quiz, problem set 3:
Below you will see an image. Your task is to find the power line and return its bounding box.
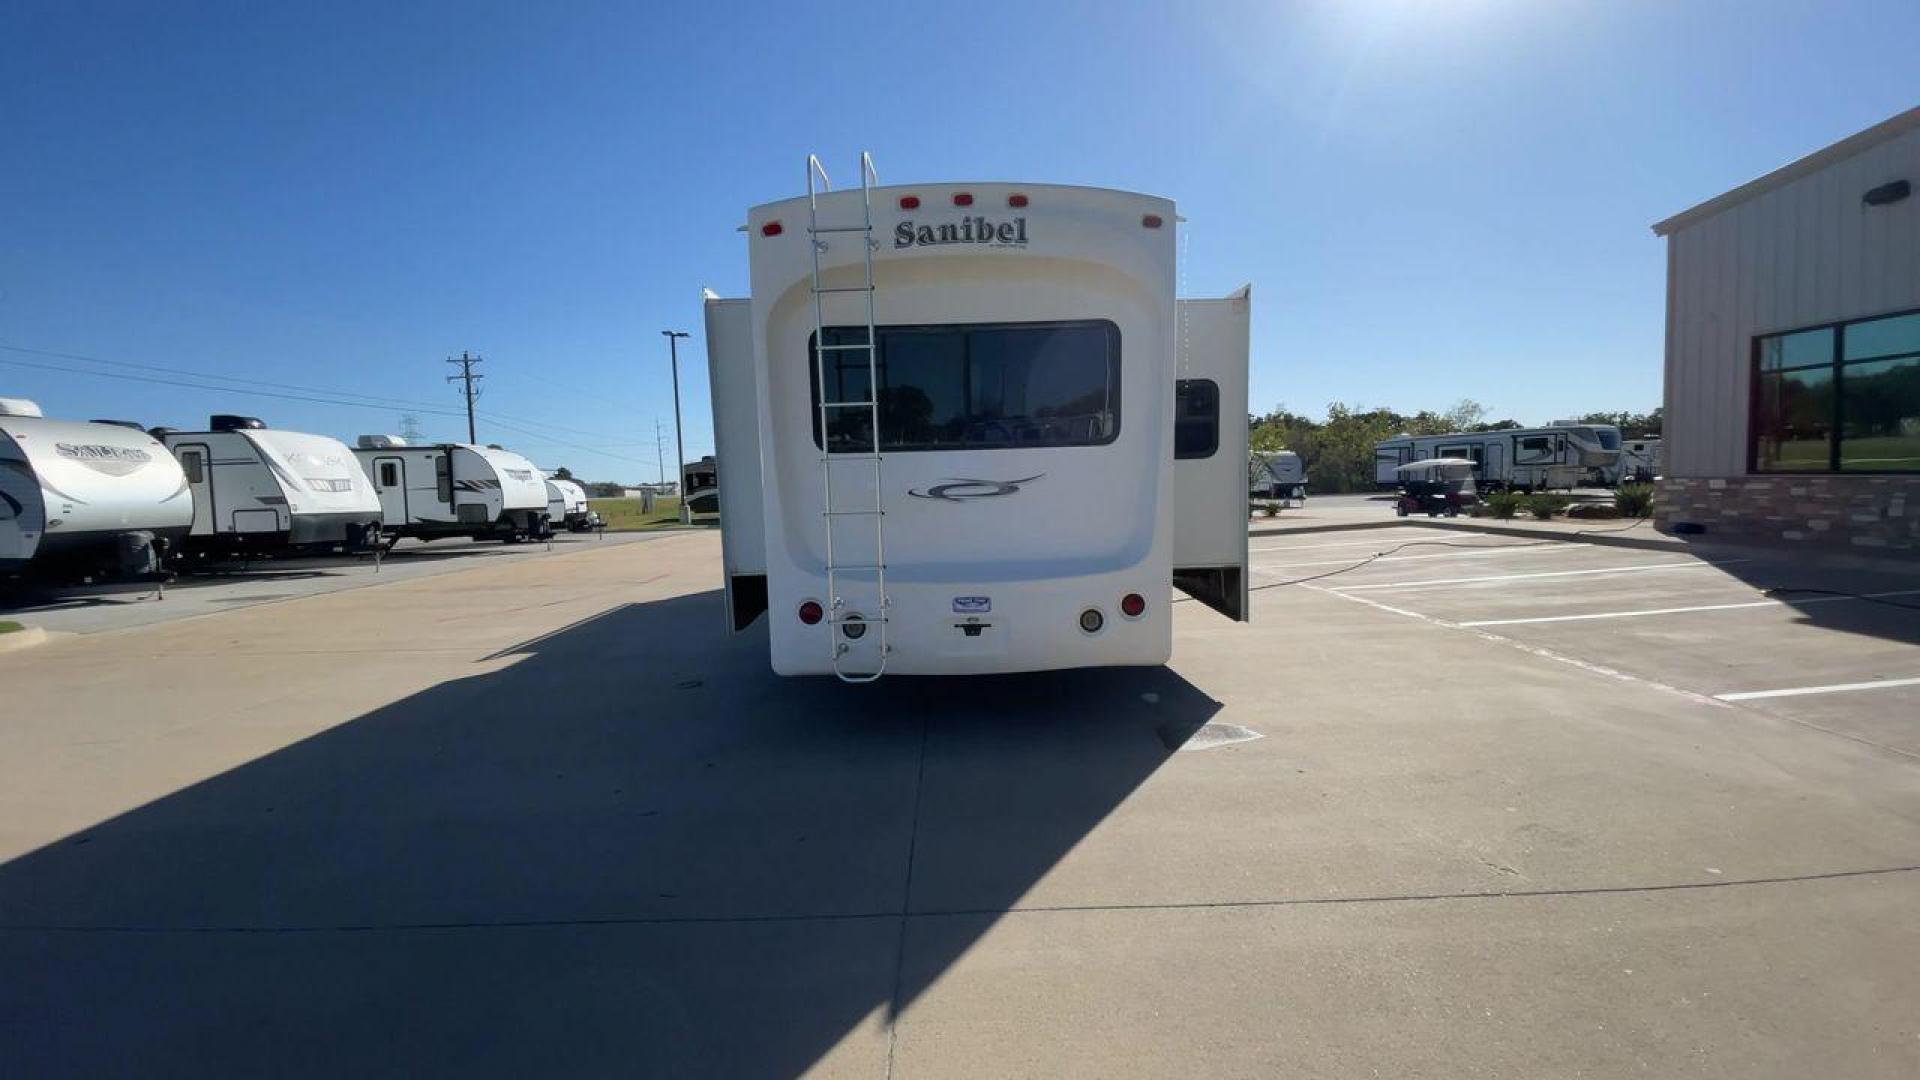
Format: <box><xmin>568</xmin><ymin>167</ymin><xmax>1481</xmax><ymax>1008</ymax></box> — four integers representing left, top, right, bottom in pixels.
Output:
<box><xmin>0</xmin><ymin>341</ymin><xmax>656</xmax><ymax>446</ymax></box>
<box><xmin>0</xmin><ymin>352</ymin><xmax>654</xmax><ymax>464</ymax></box>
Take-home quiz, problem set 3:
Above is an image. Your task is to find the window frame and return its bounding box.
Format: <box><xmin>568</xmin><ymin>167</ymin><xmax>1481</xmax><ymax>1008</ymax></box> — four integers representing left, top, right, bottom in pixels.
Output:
<box><xmin>1748</xmin><ymin>305</ymin><xmax>1920</xmax><ymax>475</ymax></box>
<box><xmin>1174</xmin><ymin>378</ymin><xmax>1219</xmax><ymax>460</ymax></box>
<box><xmin>808</xmin><ymin>318</ymin><xmax>1122</xmax><ymax>454</ymax></box>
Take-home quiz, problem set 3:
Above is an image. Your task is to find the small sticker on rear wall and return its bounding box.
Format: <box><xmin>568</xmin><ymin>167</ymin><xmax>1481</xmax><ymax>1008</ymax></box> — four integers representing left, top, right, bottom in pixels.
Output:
<box><xmin>953</xmin><ymin>596</ymin><xmax>991</xmax><ymax>614</ymax></box>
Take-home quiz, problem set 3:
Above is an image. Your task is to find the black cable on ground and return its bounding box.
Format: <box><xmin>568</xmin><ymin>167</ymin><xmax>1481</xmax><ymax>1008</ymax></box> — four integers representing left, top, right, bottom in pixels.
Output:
<box><xmin>1757</xmin><ymin>587</ymin><xmax>1920</xmax><ymax>613</ymax></box>
<box><xmin>1212</xmin><ymin>515</ymin><xmax>1655</xmax><ymax>597</ymax></box>
<box><xmin>1216</xmin><ymin>514</ymin><xmax>1920</xmax><ymax>615</ymax></box>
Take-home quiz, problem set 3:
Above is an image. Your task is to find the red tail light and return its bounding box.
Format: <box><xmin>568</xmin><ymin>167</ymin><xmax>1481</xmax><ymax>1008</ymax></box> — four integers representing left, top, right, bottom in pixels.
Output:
<box><xmin>898</xmin><ymin>195</ymin><xmax>920</xmax><ymax>210</ymax></box>
<box><xmin>952</xmin><ymin>192</ymin><xmax>974</xmax><ymax>207</ymax></box>
<box><xmin>1121</xmin><ymin>593</ymin><xmax>1146</xmax><ymax>618</ymax></box>
<box><xmin>797</xmin><ymin>600</ymin><xmax>824</xmax><ymax>625</ymax></box>
<box><xmin>761</xmin><ymin>221</ymin><xmax>783</xmax><ymax>237</ymax></box>
<box><xmin>1008</xmin><ymin>193</ymin><xmax>1029</xmax><ymax>207</ymax></box>
<box><xmin>1141</xmin><ymin>214</ymin><xmax>1163</xmax><ymax>229</ymax></box>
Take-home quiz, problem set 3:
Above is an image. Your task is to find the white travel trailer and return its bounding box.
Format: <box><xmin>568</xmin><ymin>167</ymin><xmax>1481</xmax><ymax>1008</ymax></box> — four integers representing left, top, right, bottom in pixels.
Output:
<box><xmin>0</xmin><ymin>398</ymin><xmax>191</xmax><ymax>583</ymax></box>
<box><xmin>155</xmin><ymin>416</ymin><xmax>383</xmax><ymax>557</ymax></box>
<box><xmin>1249</xmin><ymin>450</ymin><xmax>1306</xmax><ymax>506</ymax></box>
<box><xmin>352</xmin><ymin>437</ymin><xmax>551</xmax><ymax>542</ymax></box>
<box><xmin>542</xmin><ymin>475</ymin><xmax>600</xmax><ymax>532</ymax></box>
<box><xmin>1373</xmin><ymin>425</ymin><xmax>1621</xmax><ymax>491</ymax></box>
<box><xmin>705</xmin><ymin>157</ymin><xmax>1250</xmax><ymax>681</ymax></box>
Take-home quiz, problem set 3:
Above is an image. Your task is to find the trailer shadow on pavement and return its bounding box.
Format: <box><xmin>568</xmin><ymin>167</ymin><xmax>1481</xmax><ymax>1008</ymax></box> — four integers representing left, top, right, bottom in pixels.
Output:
<box><xmin>0</xmin><ymin>589</ymin><xmax>1220</xmax><ymax>1077</ymax></box>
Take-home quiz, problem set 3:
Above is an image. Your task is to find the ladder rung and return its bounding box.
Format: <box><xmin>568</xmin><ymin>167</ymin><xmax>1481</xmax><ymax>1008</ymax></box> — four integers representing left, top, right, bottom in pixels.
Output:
<box><xmin>816</xmin><ymin>343</ymin><xmax>874</xmax><ymax>351</ymax></box>
<box><xmin>829</xmin><ymin>563</ymin><xmax>885</xmax><ymax>571</ymax></box>
<box><xmin>829</xmin><ymin>615</ymin><xmax>888</xmax><ymax>624</ymax></box>
<box><xmin>823</xmin><ymin>509</ymin><xmax>884</xmax><ymax>517</ymax></box>
<box><xmin>820</xmin><ymin>400</ymin><xmax>877</xmax><ymax>408</ymax></box>
<box><xmin>810</xmin><ymin>225</ymin><xmax>872</xmax><ymax>234</ymax></box>
<box><xmin>814</xmin><ymin>285</ymin><xmax>874</xmax><ymax>294</ymax></box>
<box><xmin>821</xmin><ymin>453</ymin><xmax>882</xmax><ymax>462</ymax></box>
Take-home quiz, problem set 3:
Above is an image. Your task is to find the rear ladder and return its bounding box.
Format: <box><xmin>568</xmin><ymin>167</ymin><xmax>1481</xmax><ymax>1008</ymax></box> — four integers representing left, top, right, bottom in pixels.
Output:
<box><xmin>808</xmin><ymin>152</ymin><xmax>890</xmax><ymax>682</ymax></box>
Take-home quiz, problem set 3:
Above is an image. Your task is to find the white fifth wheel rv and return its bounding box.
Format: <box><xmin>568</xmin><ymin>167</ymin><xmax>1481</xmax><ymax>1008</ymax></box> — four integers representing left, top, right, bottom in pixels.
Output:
<box><xmin>352</xmin><ymin>437</ymin><xmax>551</xmax><ymax>543</ymax></box>
<box><xmin>0</xmin><ymin>398</ymin><xmax>191</xmax><ymax>583</ymax></box>
<box><xmin>1617</xmin><ymin>438</ymin><xmax>1662</xmax><ymax>483</ymax></box>
<box><xmin>542</xmin><ymin>475</ymin><xmax>600</xmax><ymax>532</ymax></box>
<box><xmin>155</xmin><ymin>416</ymin><xmax>383</xmax><ymax>558</ymax></box>
<box><xmin>1373</xmin><ymin>425</ymin><xmax>1621</xmax><ymax>491</ymax></box>
<box><xmin>705</xmin><ymin>157</ymin><xmax>1250</xmax><ymax>681</ymax></box>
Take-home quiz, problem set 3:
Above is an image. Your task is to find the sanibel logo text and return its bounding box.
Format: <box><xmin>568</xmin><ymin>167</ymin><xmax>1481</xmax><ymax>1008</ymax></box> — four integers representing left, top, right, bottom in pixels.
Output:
<box><xmin>895</xmin><ymin>217</ymin><xmax>1028</xmax><ymax>249</ymax></box>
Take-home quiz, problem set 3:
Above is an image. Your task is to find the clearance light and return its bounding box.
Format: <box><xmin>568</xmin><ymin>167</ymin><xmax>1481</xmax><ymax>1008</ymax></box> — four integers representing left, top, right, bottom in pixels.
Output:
<box><xmin>1079</xmin><ymin>608</ymin><xmax>1104</xmax><ymax>634</ymax></box>
<box><xmin>1141</xmin><ymin>214</ymin><xmax>1163</xmax><ymax>229</ymax></box>
<box><xmin>1120</xmin><ymin>593</ymin><xmax>1146</xmax><ymax>619</ymax></box>
<box><xmin>953</xmin><ymin>192</ymin><xmax>974</xmax><ymax>207</ymax></box>
<box><xmin>898</xmin><ymin>195</ymin><xmax>921</xmax><ymax>210</ymax></box>
<box><xmin>1008</xmin><ymin>193</ymin><xmax>1029</xmax><ymax>208</ymax></box>
<box><xmin>761</xmin><ymin>221</ymin><xmax>783</xmax><ymax>237</ymax></box>
<box><xmin>798</xmin><ymin>600</ymin><xmax>824</xmax><ymax>625</ymax></box>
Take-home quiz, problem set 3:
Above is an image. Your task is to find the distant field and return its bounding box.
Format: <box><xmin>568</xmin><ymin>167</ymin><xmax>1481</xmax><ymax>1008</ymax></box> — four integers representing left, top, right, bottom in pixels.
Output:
<box><xmin>588</xmin><ymin>496</ymin><xmax>714</xmax><ymax>531</ymax></box>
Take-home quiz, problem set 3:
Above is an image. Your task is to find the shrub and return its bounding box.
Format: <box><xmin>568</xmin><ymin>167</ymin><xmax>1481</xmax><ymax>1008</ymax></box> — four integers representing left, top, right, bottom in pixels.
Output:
<box><xmin>1261</xmin><ymin>503</ymin><xmax>1280</xmax><ymax>517</ymax></box>
<box><xmin>1483</xmin><ymin>491</ymin><xmax>1524</xmax><ymax>519</ymax></box>
<box><xmin>1615</xmin><ymin>482</ymin><xmax>1655</xmax><ymax>518</ymax></box>
<box><xmin>1566</xmin><ymin>503</ymin><xmax>1621</xmax><ymax>520</ymax></box>
<box><xmin>1527</xmin><ymin>494</ymin><xmax>1571</xmax><ymax>520</ymax></box>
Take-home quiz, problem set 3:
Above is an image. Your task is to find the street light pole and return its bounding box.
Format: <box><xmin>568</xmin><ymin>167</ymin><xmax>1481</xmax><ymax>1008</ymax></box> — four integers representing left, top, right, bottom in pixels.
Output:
<box><xmin>662</xmin><ymin>330</ymin><xmax>691</xmax><ymax>525</ymax></box>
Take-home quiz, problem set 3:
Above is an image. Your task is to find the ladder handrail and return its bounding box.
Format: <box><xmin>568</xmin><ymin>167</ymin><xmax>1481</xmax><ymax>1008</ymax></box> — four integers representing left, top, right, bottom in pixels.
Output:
<box><xmin>807</xmin><ymin>150</ymin><xmax>889</xmax><ymax>682</ymax></box>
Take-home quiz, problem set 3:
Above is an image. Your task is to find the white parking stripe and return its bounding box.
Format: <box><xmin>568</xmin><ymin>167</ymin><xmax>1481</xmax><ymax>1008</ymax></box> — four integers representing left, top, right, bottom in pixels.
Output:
<box><xmin>1247</xmin><ymin>535</ymin><xmax>1434</xmax><ymax>553</ymax></box>
<box><xmin>1460</xmin><ymin>588</ymin><xmax>1920</xmax><ymax>627</ymax></box>
<box><xmin>1251</xmin><ymin>544</ymin><xmax>1576</xmax><ymax>571</ymax></box>
<box><xmin>1303</xmin><ymin>584</ymin><xmax>1732</xmax><ymax>710</ymax></box>
<box><xmin>1331</xmin><ymin>559</ymin><xmax>1749</xmax><ymax>592</ymax></box>
<box><xmin>1717</xmin><ymin>676</ymin><xmax>1920</xmax><ymax>702</ymax></box>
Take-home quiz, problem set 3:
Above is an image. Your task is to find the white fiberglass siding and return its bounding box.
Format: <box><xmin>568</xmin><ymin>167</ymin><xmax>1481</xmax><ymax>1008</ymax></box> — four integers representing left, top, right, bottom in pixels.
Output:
<box><xmin>1663</xmin><ymin>121</ymin><xmax>1920</xmax><ymax>477</ymax></box>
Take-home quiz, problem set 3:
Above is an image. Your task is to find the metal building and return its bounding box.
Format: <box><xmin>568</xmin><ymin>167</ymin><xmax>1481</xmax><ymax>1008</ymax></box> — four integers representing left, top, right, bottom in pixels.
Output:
<box><xmin>1652</xmin><ymin>106</ymin><xmax>1920</xmax><ymax>551</ymax></box>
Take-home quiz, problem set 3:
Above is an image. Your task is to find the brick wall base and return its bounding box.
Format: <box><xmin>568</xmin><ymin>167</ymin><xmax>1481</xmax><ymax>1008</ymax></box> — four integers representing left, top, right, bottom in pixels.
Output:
<box><xmin>1657</xmin><ymin>475</ymin><xmax>1920</xmax><ymax>552</ymax></box>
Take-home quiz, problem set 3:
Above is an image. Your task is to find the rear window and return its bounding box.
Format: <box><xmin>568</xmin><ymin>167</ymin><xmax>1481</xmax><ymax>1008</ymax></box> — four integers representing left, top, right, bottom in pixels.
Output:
<box><xmin>810</xmin><ymin>320</ymin><xmax>1119</xmax><ymax>452</ymax></box>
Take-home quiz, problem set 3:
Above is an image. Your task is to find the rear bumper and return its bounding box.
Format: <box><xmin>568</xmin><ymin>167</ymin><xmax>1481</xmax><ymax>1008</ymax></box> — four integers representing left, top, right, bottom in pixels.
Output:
<box><xmin>767</xmin><ymin>566</ymin><xmax>1172</xmax><ymax>677</ymax></box>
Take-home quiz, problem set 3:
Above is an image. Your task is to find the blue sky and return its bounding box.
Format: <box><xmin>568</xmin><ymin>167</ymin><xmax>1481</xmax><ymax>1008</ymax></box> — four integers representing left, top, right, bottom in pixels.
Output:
<box><xmin>3</xmin><ymin>1</ymin><xmax>1917</xmax><ymax>481</ymax></box>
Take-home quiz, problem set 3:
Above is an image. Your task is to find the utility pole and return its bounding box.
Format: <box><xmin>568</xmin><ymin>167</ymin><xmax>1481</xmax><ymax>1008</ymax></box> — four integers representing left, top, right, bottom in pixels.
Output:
<box><xmin>662</xmin><ymin>331</ymin><xmax>690</xmax><ymax>524</ymax></box>
<box><xmin>653</xmin><ymin>417</ymin><xmax>667</xmax><ymax>484</ymax></box>
<box><xmin>445</xmin><ymin>351</ymin><xmax>483</xmax><ymax>443</ymax></box>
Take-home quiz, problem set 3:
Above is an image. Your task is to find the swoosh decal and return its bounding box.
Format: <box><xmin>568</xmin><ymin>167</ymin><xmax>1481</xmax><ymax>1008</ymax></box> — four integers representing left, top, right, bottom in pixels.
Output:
<box><xmin>907</xmin><ymin>474</ymin><xmax>1044</xmax><ymax>502</ymax></box>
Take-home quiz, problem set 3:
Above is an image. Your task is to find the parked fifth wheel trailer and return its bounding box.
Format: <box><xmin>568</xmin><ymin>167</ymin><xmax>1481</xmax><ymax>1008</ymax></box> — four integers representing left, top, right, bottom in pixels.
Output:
<box><xmin>1373</xmin><ymin>425</ymin><xmax>1621</xmax><ymax>491</ymax></box>
<box><xmin>704</xmin><ymin>156</ymin><xmax>1250</xmax><ymax>681</ymax></box>
<box><xmin>352</xmin><ymin>436</ymin><xmax>552</xmax><ymax>543</ymax></box>
<box><xmin>0</xmin><ymin>398</ymin><xmax>191</xmax><ymax>584</ymax></box>
<box><xmin>156</xmin><ymin>415</ymin><xmax>383</xmax><ymax>558</ymax></box>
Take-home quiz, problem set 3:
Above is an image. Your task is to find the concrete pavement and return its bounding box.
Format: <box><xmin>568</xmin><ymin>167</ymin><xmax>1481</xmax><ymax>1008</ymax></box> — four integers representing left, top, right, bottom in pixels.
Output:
<box><xmin>2</xmin><ymin>529</ymin><xmax>1916</xmax><ymax>1077</ymax></box>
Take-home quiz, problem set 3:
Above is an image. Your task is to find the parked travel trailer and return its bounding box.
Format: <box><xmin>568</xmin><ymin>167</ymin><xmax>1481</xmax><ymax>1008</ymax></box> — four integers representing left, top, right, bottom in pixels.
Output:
<box><xmin>542</xmin><ymin>474</ymin><xmax>600</xmax><ymax>532</ymax></box>
<box><xmin>155</xmin><ymin>416</ymin><xmax>383</xmax><ymax>558</ymax></box>
<box><xmin>682</xmin><ymin>455</ymin><xmax>718</xmax><ymax>516</ymax></box>
<box><xmin>0</xmin><ymin>398</ymin><xmax>191</xmax><ymax>584</ymax></box>
<box><xmin>352</xmin><ymin>436</ymin><xmax>551</xmax><ymax>543</ymax></box>
<box><xmin>705</xmin><ymin>157</ymin><xmax>1250</xmax><ymax>680</ymax></box>
<box><xmin>1617</xmin><ymin>438</ymin><xmax>1662</xmax><ymax>483</ymax></box>
<box><xmin>1373</xmin><ymin>425</ymin><xmax>1621</xmax><ymax>491</ymax></box>
<box><xmin>1249</xmin><ymin>450</ymin><xmax>1306</xmax><ymax>507</ymax></box>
